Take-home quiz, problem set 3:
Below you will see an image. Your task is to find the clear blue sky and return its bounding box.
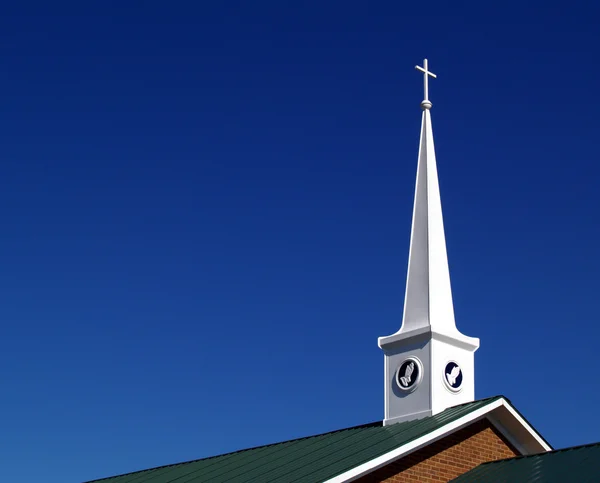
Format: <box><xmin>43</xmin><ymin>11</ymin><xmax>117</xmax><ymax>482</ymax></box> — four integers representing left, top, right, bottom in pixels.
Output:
<box><xmin>0</xmin><ymin>2</ymin><xmax>599</xmax><ymax>482</ymax></box>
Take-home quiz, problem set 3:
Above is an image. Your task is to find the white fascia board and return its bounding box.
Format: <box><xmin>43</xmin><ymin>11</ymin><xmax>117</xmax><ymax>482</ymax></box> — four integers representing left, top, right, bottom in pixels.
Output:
<box><xmin>323</xmin><ymin>398</ymin><xmax>550</xmax><ymax>483</ymax></box>
<box><xmin>487</xmin><ymin>401</ymin><xmax>553</xmax><ymax>455</ymax></box>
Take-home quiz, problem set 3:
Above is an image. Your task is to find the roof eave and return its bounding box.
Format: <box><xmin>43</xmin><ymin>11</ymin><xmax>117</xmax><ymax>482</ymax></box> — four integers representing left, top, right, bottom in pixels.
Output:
<box><xmin>324</xmin><ymin>397</ymin><xmax>551</xmax><ymax>483</ymax></box>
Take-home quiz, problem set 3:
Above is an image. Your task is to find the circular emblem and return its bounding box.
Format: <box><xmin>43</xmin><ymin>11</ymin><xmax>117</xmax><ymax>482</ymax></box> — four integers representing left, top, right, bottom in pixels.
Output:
<box><xmin>443</xmin><ymin>361</ymin><xmax>463</xmax><ymax>392</ymax></box>
<box><xmin>395</xmin><ymin>357</ymin><xmax>423</xmax><ymax>392</ymax></box>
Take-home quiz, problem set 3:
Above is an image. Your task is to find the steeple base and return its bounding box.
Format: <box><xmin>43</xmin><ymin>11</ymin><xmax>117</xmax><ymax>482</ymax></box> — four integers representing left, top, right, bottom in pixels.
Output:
<box><xmin>381</xmin><ymin>330</ymin><xmax>477</xmax><ymax>425</ymax></box>
<box><xmin>384</xmin><ymin>409</ymin><xmax>432</xmax><ymax>426</ymax></box>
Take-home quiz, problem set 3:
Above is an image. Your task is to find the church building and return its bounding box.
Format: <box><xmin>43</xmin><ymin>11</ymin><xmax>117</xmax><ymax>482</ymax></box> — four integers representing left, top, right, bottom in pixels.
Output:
<box><xmin>85</xmin><ymin>60</ymin><xmax>600</xmax><ymax>483</ymax></box>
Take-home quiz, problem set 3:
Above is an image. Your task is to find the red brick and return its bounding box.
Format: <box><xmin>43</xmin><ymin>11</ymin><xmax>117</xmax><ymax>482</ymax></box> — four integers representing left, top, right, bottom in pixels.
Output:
<box><xmin>355</xmin><ymin>419</ymin><xmax>518</xmax><ymax>483</ymax></box>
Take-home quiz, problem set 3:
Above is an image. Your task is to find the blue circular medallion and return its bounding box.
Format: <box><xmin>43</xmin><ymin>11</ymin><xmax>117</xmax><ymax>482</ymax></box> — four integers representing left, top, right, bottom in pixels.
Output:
<box><xmin>444</xmin><ymin>361</ymin><xmax>463</xmax><ymax>392</ymax></box>
<box><xmin>396</xmin><ymin>357</ymin><xmax>422</xmax><ymax>392</ymax></box>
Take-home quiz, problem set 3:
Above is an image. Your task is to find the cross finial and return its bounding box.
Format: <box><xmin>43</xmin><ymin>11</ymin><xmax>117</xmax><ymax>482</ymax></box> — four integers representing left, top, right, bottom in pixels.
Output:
<box><xmin>415</xmin><ymin>59</ymin><xmax>436</xmax><ymax>109</ymax></box>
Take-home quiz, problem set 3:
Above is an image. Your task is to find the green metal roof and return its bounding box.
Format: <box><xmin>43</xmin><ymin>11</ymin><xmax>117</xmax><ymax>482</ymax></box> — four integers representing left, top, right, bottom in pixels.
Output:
<box><xmin>452</xmin><ymin>441</ymin><xmax>600</xmax><ymax>483</ymax></box>
<box><xmin>86</xmin><ymin>396</ymin><xmax>503</xmax><ymax>483</ymax></box>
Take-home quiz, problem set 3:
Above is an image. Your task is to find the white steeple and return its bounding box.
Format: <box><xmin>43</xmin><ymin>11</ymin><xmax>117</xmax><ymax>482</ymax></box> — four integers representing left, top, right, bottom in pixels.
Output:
<box><xmin>378</xmin><ymin>60</ymin><xmax>479</xmax><ymax>426</ymax></box>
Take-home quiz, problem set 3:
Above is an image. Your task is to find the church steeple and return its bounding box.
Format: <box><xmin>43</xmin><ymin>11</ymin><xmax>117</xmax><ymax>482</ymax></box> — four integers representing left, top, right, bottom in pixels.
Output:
<box><xmin>378</xmin><ymin>60</ymin><xmax>479</xmax><ymax>426</ymax></box>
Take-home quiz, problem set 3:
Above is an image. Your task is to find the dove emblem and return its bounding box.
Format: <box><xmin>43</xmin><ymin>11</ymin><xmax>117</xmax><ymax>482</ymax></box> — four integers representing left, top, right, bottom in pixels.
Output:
<box><xmin>399</xmin><ymin>362</ymin><xmax>414</xmax><ymax>387</ymax></box>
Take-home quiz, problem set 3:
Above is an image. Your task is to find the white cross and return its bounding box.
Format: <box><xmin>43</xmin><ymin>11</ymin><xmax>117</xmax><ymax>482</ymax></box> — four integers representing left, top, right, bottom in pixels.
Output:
<box><xmin>415</xmin><ymin>59</ymin><xmax>436</xmax><ymax>101</ymax></box>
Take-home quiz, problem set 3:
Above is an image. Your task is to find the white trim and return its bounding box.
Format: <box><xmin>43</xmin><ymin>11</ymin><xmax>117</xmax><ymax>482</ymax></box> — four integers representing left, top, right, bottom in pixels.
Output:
<box><xmin>487</xmin><ymin>414</ymin><xmax>528</xmax><ymax>455</ymax></box>
<box><xmin>383</xmin><ymin>354</ymin><xmax>389</xmax><ymax>419</ymax></box>
<box><xmin>323</xmin><ymin>398</ymin><xmax>550</xmax><ymax>483</ymax></box>
<box><xmin>500</xmin><ymin>401</ymin><xmax>551</xmax><ymax>450</ymax></box>
<box><xmin>489</xmin><ymin>401</ymin><xmax>552</xmax><ymax>454</ymax></box>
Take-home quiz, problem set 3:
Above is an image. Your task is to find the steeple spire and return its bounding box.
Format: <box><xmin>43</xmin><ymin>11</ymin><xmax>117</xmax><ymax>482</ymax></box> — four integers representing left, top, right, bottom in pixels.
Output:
<box><xmin>378</xmin><ymin>60</ymin><xmax>479</xmax><ymax>426</ymax></box>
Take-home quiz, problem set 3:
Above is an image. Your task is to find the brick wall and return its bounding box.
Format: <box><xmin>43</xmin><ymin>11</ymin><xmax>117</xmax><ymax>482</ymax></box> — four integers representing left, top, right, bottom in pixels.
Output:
<box><xmin>355</xmin><ymin>418</ymin><xmax>518</xmax><ymax>483</ymax></box>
